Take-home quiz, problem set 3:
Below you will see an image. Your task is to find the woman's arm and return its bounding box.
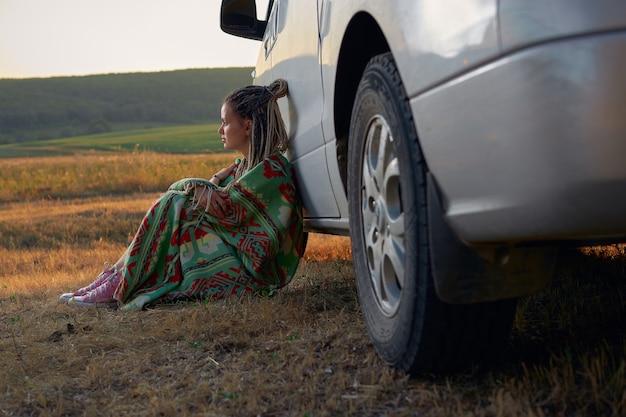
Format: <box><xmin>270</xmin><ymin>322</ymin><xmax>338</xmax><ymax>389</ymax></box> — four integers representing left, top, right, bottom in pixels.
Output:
<box><xmin>195</xmin><ymin>162</ymin><xmax>237</xmax><ymax>216</ymax></box>
<box><xmin>209</xmin><ymin>162</ymin><xmax>237</xmax><ymax>186</ymax></box>
<box><xmin>192</xmin><ymin>185</ymin><xmax>230</xmax><ymax>217</ymax></box>
<box><xmin>169</xmin><ymin>162</ymin><xmax>237</xmax><ymax>217</ymax></box>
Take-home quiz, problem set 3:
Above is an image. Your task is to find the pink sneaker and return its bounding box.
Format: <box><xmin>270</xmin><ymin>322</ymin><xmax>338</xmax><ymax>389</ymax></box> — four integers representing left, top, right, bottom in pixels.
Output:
<box><xmin>73</xmin><ymin>263</ymin><xmax>117</xmax><ymax>296</ymax></box>
<box><xmin>68</xmin><ymin>269</ymin><xmax>121</xmax><ymax>308</ymax></box>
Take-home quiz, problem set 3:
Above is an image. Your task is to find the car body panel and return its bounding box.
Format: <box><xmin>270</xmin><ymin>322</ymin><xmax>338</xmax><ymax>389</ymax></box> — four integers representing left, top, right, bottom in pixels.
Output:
<box><xmin>499</xmin><ymin>0</ymin><xmax>626</xmax><ymax>51</ymax></box>
<box><xmin>254</xmin><ymin>0</ymin><xmax>341</xmax><ymax>218</ymax></box>
<box><xmin>415</xmin><ymin>31</ymin><xmax>626</xmax><ymax>243</ymax></box>
<box><xmin>318</xmin><ymin>0</ymin><xmax>500</xmax><ymax>99</ymax></box>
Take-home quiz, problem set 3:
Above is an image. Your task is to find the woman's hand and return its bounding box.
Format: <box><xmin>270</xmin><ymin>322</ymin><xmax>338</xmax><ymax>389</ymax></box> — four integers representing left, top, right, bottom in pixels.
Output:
<box><xmin>210</xmin><ymin>162</ymin><xmax>237</xmax><ymax>185</ymax></box>
<box><xmin>193</xmin><ymin>186</ymin><xmax>230</xmax><ymax>218</ymax></box>
<box><xmin>208</xmin><ymin>190</ymin><xmax>230</xmax><ymax>218</ymax></box>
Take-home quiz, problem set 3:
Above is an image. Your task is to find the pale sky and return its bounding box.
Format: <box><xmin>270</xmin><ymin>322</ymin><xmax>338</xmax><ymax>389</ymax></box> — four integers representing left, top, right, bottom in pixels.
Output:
<box><xmin>0</xmin><ymin>0</ymin><xmax>267</xmax><ymax>79</ymax></box>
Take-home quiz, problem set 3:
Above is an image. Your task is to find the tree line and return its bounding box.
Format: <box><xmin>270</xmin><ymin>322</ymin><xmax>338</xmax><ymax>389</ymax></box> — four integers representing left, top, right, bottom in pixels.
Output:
<box><xmin>0</xmin><ymin>68</ymin><xmax>253</xmax><ymax>144</ymax></box>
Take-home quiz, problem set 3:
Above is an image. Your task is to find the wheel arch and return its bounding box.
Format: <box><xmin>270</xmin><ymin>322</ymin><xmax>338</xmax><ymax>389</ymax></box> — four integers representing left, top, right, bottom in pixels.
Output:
<box><xmin>333</xmin><ymin>13</ymin><xmax>391</xmax><ymax>194</ymax></box>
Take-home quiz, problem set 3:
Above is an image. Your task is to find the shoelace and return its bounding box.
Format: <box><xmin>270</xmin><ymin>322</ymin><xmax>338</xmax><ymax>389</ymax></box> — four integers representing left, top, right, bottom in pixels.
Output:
<box><xmin>81</xmin><ymin>269</ymin><xmax>122</xmax><ymax>303</ymax></box>
<box><xmin>73</xmin><ymin>263</ymin><xmax>116</xmax><ymax>295</ymax></box>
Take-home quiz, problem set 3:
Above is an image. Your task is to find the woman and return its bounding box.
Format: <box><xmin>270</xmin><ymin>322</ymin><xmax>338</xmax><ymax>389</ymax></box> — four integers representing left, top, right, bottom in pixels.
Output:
<box><xmin>60</xmin><ymin>79</ymin><xmax>307</xmax><ymax>310</ymax></box>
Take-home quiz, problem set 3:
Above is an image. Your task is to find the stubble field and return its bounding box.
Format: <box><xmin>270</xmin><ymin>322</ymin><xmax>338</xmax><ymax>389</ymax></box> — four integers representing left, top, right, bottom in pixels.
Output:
<box><xmin>1</xmin><ymin>151</ymin><xmax>625</xmax><ymax>416</ymax></box>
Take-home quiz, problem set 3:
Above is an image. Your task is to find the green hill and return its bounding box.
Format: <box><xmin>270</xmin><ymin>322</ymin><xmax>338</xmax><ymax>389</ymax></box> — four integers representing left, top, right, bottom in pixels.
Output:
<box><xmin>0</xmin><ymin>124</ymin><xmax>226</xmax><ymax>158</ymax></box>
<box><xmin>0</xmin><ymin>68</ymin><xmax>253</xmax><ymax>145</ymax></box>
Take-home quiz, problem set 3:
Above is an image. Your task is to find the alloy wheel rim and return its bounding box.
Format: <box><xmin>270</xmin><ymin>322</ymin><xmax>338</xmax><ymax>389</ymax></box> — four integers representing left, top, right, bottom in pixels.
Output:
<box><xmin>360</xmin><ymin>115</ymin><xmax>405</xmax><ymax>317</ymax></box>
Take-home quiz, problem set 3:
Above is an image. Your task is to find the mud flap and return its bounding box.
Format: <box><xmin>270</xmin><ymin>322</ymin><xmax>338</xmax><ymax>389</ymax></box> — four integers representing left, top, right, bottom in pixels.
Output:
<box><xmin>427</xmin><ymin>174</ymin><xmax>558</xmax><ymax>304</ymax></box>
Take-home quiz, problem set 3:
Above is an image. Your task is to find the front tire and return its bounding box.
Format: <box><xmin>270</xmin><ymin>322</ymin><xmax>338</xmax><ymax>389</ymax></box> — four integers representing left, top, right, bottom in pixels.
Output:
<box><xmin>347</xmin><ymin>53</ymin><xmax>516</xmax><ymax>374</ymax></box>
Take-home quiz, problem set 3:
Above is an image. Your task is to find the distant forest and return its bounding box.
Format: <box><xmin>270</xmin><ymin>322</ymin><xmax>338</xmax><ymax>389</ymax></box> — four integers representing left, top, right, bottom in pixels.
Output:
<box><xmin>0</xmin><ymin>67</ymin><xmax>253</xmax><ymax>144</ymax></box>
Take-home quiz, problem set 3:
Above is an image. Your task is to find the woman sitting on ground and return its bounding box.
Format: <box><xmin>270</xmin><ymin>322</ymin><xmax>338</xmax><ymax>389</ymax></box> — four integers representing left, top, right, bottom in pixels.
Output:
<box><xmin>60</xmin><ymin>79</ymin><xmax>307</xmax><ymax>310</ymax></box>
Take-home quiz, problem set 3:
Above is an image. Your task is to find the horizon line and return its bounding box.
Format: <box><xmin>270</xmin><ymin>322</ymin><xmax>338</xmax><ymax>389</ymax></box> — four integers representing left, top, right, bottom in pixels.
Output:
<box><xmin>0</xmin><ymin>66</ymin><xmax>255</xmax><ymax>81</ymax></box>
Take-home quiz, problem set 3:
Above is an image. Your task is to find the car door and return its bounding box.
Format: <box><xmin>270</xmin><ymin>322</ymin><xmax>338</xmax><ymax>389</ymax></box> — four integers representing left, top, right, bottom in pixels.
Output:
<box><xmin>254</xmin><ymin>0</ymin><xmax>340</xmax><ymax>219</ymax></box>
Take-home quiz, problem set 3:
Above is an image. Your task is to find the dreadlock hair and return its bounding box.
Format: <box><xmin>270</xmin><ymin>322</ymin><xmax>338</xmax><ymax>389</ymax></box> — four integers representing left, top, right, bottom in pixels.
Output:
<box><xmin>223</xmin><ymin>79</ymin><xmax>289</xmax><ymax>185</ymax></box>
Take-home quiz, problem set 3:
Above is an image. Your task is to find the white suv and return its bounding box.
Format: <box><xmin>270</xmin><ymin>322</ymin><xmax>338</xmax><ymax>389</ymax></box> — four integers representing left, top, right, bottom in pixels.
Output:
<box><xmin>220</xmin><ymin>0</ymin><xmax>626</xmax><ymax>374</ymax></box>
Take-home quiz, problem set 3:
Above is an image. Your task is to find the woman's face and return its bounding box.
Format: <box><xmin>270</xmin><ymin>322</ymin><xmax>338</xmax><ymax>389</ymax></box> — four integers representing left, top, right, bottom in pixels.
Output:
<box><xmin>218</xmin><ymin>102</ymin><xmax>251</xmax><ymax>157</ymax></box>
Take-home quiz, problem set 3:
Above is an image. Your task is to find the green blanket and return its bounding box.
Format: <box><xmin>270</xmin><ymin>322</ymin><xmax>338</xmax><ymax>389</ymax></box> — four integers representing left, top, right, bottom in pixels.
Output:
<box><xmin>113</xmin><ymin>153</ymin><xmax>307</xmax><ymax>310</ymax></box>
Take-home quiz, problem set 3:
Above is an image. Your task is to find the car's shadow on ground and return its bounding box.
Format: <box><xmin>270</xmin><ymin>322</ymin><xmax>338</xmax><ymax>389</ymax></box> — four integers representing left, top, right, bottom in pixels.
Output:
<box><xmin>505</xmin><ymin>246</ymin><xmax>626</xmax><ymax>368</ymax></box>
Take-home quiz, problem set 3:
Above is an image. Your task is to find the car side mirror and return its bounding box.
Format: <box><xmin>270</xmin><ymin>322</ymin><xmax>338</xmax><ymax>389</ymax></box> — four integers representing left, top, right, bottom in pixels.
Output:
<box><xmin>220</xmin><ymin>0</ymin><xmax>267</xmax><ymax>41</ymax></box>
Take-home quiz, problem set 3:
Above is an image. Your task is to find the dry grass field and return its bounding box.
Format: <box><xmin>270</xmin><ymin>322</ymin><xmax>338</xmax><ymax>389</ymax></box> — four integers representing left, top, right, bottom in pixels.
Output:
<box><xmin>1</xmin><ymin>153</ymin><xmax>625</xmax><ymax>416</ymax></box>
